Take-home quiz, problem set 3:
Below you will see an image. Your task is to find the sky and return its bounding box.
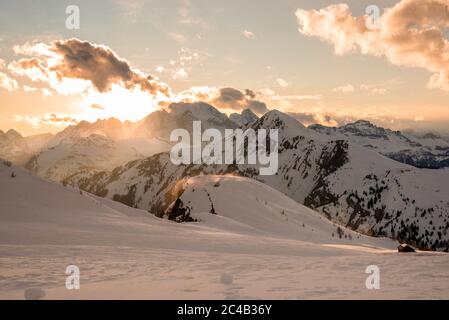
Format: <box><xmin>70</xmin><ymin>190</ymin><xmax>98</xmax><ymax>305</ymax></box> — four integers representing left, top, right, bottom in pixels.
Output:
<box><xmin>0</xmin><ymin>0</ymin><xmax>448</xmax><ymax>135</ymax></box>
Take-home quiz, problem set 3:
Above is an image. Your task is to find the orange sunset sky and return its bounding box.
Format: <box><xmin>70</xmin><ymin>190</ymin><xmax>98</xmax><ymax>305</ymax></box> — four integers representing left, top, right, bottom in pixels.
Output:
<box><xmin>1</xmin><ymin>0</ymin><xmax>449</xmax><ymax>135</ymax></box>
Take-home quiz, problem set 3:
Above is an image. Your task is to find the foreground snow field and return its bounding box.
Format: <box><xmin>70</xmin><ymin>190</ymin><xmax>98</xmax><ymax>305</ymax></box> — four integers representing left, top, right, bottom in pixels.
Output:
<box><xmin>1</xmin><ymin>162</ymin><xmax>449</xmax><ymax>299</ymax></box>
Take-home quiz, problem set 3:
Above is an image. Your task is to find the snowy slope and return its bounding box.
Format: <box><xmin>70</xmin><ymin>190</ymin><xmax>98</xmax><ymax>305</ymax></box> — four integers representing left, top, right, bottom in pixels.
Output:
<box><xmin>0</xmin><ymin>161</ymin><xmax>391</xmax><ymax>248</ymax></box>
<box><xmin>164</xmin><ymin>175</ymin><xmax>395</xmax><ymax>247</ymax></box>
<box><xmin>2</xmin><ymin>160</ymin><xmax>449</xmax><ymax>300</ymax></box>
<box><xmin>0</xmin><ymin>159</ymin><xmax>153</xmax><ymax>246</ymax></box>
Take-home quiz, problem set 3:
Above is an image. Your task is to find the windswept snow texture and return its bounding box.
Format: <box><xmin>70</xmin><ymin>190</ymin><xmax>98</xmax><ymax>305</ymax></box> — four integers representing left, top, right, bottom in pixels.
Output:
<box><xmin>1</xmin><ymin>162</ymin><xmax>449</xmax><ymax>299</ymax></box>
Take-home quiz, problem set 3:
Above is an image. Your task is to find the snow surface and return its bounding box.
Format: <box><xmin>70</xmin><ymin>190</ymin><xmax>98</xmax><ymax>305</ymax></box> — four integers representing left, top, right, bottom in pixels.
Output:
<box><xmin>173</xmin><ymin>175</ymin><xmax>394</xmax><ymax>246</ymax></box>
<box><xmin>1</xmin><ymin>162</ymin><xmax>449</xmax><ymax>299</ymax></box>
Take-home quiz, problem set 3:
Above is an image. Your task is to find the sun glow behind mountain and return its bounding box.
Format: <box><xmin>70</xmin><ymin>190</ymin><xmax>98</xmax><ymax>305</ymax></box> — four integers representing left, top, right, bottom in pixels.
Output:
<box><xmin>1</xmin><ymin>0</ymin><xmax>449</xmax><ymax>136</ymax></box>
<box><xmin>78</xmin><ymin>84</ymin><xmax>160</xmax><ymax>123</ymax></box>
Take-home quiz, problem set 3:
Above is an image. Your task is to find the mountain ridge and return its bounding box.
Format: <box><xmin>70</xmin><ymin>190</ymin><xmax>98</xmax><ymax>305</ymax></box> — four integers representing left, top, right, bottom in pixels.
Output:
<box><xmin>2</xmin><ymin>104</ymin><xmax>449</xmax><ymax>251</ymax></box>
<box><xmin>310</xmin><ymin>120</ymin><xmax>449</xmax><ymax>169</ymax></box>
<box><xmin>66</xmin><ymin>109</ymin><xmax>449</xmax><ymax>251</ymax></box>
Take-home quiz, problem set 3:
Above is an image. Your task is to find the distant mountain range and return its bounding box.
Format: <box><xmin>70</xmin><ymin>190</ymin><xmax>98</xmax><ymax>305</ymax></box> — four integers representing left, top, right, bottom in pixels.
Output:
<box><xmin>1</xmin><ymin>103</ymin><xmax>449</xmax><ymax>251</ymax></box>
<box><xmin>0</xmin><ymin>129</ymin><xmax>53</xmax><ymax>166</ymax></box>
<box><xmin>7</xmin><ymin>102</ymin><xmax>239</xmax><ymax>181</ymax></box>
<box><xmin>310</xmin><ymin>120</ymin><xmax>449</xmax><ymax>169</ymax></box>
<box><xmin>63</xmin><ymin>109</ymin><xmax>449</xmax><ymax>251</ymax></box>
<box><xmin>2</xmin><ymin>106</ymin><xmax>448</xmax><ymax>177</ymax></box>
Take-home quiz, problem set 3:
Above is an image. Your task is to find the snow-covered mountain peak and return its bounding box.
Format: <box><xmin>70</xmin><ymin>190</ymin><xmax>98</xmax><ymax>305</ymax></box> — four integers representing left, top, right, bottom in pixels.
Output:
<box><xmin>241</xmin><ymin>108</ymin><xmax>258</xmax><ymax>119</ymax></box>
<box><xmin>257</xmin><ymin>110</ymin><xmax>307</xmax><ymax>128</ymax></box>
<box><xmin>339</xmin><ymin>120</ymin><xmax>394</xmax><ymax>139</ymax></box>
<box><xmin>5</xmin><ymin>129</ymin><xmax>23</xmax><ymax>140</ymax></box>
<box><xmin>421</xmin><ymin>132</ymin><xmax>441</xmax><ymax>140</ymax></box>
<box><xmin>140</xmin><ymin>109</ymin><xmax>169</xmax><ymax>122</ymax></box>
<box><xmin>134</xmin><ymin>110</ymin><xmax>176</xmax><ymax>138</ymax></box>
<box><xmin>70</xmin><ymin>133</ymin><xmax>114</xmax><ymax>146</ymax></box>
<box><xmin>229</xmin><ymin>108</ymin><xmax>258</xmax><ymax>126</ymax></box>
<box><xmin>168</xmin><ymin>102</ymin><xmax>238</xmax><ymax>131</ymax></box>
<box><xmin>252</xmin><ymin>109</ymin><xmax>323</xmax><ymax>141</ymax></box>
<box><xmin>59</xmin><ymin>117</ymin><xmax>132</xmax><ymax>141</ymax></box>
<box><xmin>168</xmin><ymin>102</ymin><xmax>226</xmax><ymax>122</ymax></box>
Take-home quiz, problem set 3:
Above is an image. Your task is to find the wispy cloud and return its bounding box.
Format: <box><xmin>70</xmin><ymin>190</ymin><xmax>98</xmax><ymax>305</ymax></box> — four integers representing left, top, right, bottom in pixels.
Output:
<box><xmin>113</xmin><ymin>0</ymin><xmax>147</xmax><ymax>22</ymax></box>
<box><xmin>359</xmin><ymin>84</ymin><xmax>387</xmax><ymax>96</ymax></box>
<box><xmin>23</xmin><ymin>85</ymin><xmax>37</xmax><ymax>92</ymax></box>
<box><xmin>332</xmin><ymin>81</ymin><xmax>396</xmax><ymax>95</ymax></box>
<box><xmin>332</xmin><ymin>84</ymin><xmax>355</xmax><ymax>93</ymax></box>
<box><xmin>0</xmin><ymin>72</ymin><xmax>18</xmax><ymax>91</ymax></box>
<box><xmin>175</xmin><ymin>86</ymin><xmax>269</xmax><ymax>114</ymax></box>
<box><xmin>271</xmin><ymin>94</ymin><xmax>322</xmax><ymax>101</ymax></box>
<box><xmin>0</xmin><ymin>57</ymin><xmax>19</xmax><ymax>91</ymax></box>
<box><xmin>177</xmin><ymin>2</ymin><xmax>210</xmax><ymax>29</ymax></box>
<box><xmin>13</xmin><ymin>114</ymin><xmax>41</xmax><ymax>129</ymax></box>
<box><xmin>242</xmin><ymin>30</ymin><xmax>255</xmax><ymax>39</ymax></box>
<box><xmin>41</xmin><ymin>88</ymin><xmax>53</xmax><ymax>97</ymax></box>
<box><xmin>90</xmin><ymin>103</ymin><xmax>104</xmax><ymax>110</ymax></box>
<box><xmin>276</xmin><ymin>78</ymin><xmax>289</xmax><ymax>88</ymax></box>
<box><xmin>173</xmin><ymin>68</ymin><xmax>188</xmax><ymax>80</ymax></box>
<box><xmin>14</xmin><ymin>113</ymin><xmax>79</xmax><ymax>129</ymax></box>
<box><xmin>156</xmin><ymin>47</ymin><xmax>210</xmax><ymax>80</ymax></box>
<box><xmin>168</xmin><ymin>32</ymin><xmax>188</xmax><ymax>43</ymax></box>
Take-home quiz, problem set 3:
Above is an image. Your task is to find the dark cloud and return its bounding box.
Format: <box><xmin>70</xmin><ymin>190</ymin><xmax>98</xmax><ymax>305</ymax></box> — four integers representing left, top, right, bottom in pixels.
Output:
<box><xmin>287</xmin><ymin>112</ymin><xmax>317</xmax><ymax>125</ymax></box>
<box><xmin>247</xmin><ymin>100</ymin><xmax>268</xmax><ymax>114</ymax></box>
<box><xmin>214</xmin><ymin>87</ymin><xmax>245</xmax><ymax>107</ymax></box>
<box><xmin>50</xmin><ymin>39</ymin><xmax>170</xmax><ymax>96</ymax></box>
<box><xmin>212</xmin><ymin>87</ymin><xmax>268</xmax><ymax>114</ymax></box>
<box><xmin>287</xmin><ymin>111</ymin><xmax>349</xmax><ymax>127</ymax></box>
<box><xmin>10</xmin><ymin>38</ymin><xmax>171</xmax><ymax>97</ymax></box>
<box><xmin>244</xmin><ymin>89</ymin><xmax>256</xmax><ymax>99</ymax></box>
